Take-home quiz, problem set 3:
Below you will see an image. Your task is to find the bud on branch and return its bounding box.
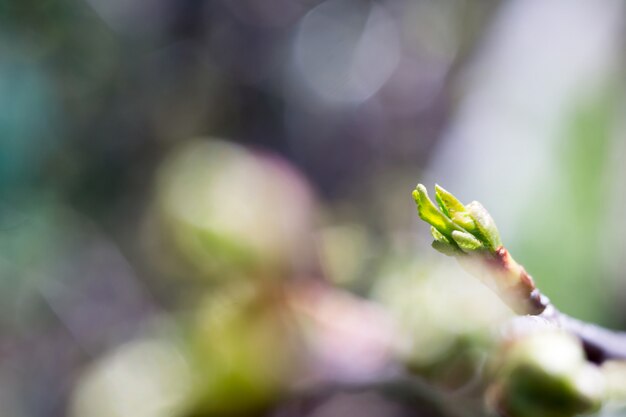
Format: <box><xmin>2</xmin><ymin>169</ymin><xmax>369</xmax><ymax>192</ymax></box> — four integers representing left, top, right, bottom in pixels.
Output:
<box><xmin>413</xmin><ymin>184</ymin><xmax>548</xmax><ymax>315</ymax></box>
<box><xmin>412</xmin><ymin>183</ymin><xmax>626</xmax><ymax>366</ymax></box>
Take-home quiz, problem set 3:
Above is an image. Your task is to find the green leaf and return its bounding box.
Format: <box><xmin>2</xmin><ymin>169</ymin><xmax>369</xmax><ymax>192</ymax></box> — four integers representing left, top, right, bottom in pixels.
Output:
<box><xmin>451</xmin><ymin>230</ymin><xmax>483</xmax><ymax>252</ymax></box>
<box><xmin>431</xmin><ymin>239</ymin><xmax>461</xmax><ymax>256</ymax></box>
<box><xmin>430</xmin><ymin>226</ymin><xmax>464</xmax><ymax>256</ymax></box>
<box><xmin>413</xmin><ymin>184</ymin><xmax>463</xmax><ymax>239</ymax></box>
<box><xmin>466</xmin><ymin>201</ymin><xmax>502</xmax><ymax>250</ymax></box>
<box><xmin>430</xmin><ymin>226</ymin><xmax>450</xmax><ymax>243</ymax></box>
<box><xmin>435</xmin><ymin>184</ymin><xmax>476</xmax><ymax>231</ymax></box>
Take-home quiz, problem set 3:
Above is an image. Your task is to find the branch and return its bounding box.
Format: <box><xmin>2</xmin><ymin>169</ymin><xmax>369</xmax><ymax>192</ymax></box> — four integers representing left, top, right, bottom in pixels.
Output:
<box><xmin>413</xmin><ymin>184</ymin><xmax>626</xmax><ymax>364</ymax></box>
<box><xmin>541</xmin><ymin>306</ymin><xmax>626</xmax><ymax>364</ymax></box>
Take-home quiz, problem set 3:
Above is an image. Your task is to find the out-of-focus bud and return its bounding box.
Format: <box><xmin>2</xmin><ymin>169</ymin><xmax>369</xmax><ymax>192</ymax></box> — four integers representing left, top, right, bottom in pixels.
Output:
<box><xmin>371</xmin><ymin>259</ymin><xmax>511</xmax><ymax>390</ymax></box>
<box><xmin>600</xmin><ymin>360</ymin><xmax>626</xmax><ymax>402</ymax></box>
<box><xmin>69</xmin><ymin>339</ymin><xmax>192</xmax><ymax>417</ymax></box>
<box><xmin>150</xmin><ymin>139</ymin><xmax>315</xmax><ymax>281</ymax></box>
<box><xmin>185</xmin><ymin>284</ymin><xmax>302</xmax><ymax>415</ymax></box>
<box><xmin>286</xmin><ymin>281</ymin><xmax>397</xmax><ymax>384</ymax></box>
<box><xmin>486</xmin><ymin>331</ymin><xmax>605</xmax><ymax>417</ymax></box>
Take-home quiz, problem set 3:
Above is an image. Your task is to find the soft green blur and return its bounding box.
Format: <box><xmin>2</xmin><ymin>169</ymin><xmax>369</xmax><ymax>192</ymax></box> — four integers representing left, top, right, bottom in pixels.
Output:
<box><xmin>513</xmin><ymin>84</ymin><xmax>625</xmax><ymax>325</ymax></box>
<box><xmin>486</xmin><ymin>331</ymin><xmax>604</xmax><ymax>417</ymax></box>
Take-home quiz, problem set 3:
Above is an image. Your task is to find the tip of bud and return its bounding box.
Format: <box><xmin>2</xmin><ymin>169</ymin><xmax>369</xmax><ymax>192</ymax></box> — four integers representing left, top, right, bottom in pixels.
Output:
<box><xmin>412</xmin><ymin>184</ymin><xmax>500</xmax><ymax>253</ymax></box>
<box><xmin>412</xmin><ymin>184</ymin><xmax>461</xmax><ymax>240</ymax></box>
<box><xmin>413</xmin><ymin>184</ymin><xmax>428</xmax><ymax>202</ymax></box>
<box><xmin>411</xmin><ymin>189</ymin><xmax>420</xmax><ymax>204</ymax></box>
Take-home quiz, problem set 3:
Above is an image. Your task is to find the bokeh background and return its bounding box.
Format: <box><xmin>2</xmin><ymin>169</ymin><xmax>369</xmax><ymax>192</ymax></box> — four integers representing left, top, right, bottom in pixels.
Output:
<box><xmin>1</xmin><ymin>0</ymin><xmax>626</xmax><ymax>416</ymax></box>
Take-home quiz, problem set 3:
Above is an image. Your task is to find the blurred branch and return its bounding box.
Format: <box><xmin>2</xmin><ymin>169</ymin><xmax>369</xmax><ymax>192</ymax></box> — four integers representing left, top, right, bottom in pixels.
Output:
<box><xmin>541</xmin><ymin>306</ymin><xmax>626</xmax><ymax>364</ymax></box>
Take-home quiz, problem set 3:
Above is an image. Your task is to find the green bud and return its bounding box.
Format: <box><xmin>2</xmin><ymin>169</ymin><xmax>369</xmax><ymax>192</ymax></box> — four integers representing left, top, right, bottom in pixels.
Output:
<box><xmin>451</xmin><ymin>230</ymin><xmax>483</xmax><ymax>253</ymax></box>
<box><xmin>432</xmin><ymin>239</ymin><xmax>461</xmax><ymax>256</ymax></box>
<box><xmin>434</xmin><ymin>184</ymin><xmax>476</xmax><ymax>231</ymax></box>
<box><xmin>434</xmin><ymin>184</ymin><xmax>465</xmax><ymax>217</ymax></box>
<box><xmin>466</xmin><ymin>201</ymin><xmax>502</xmax><ymax>250</ymax></box>
<box><xmin>413</xmin><ymin>184</ymin><xmax>463</xmax><ymax>240</ymax></box>
<box><xmin>413</xmin><ymin>184</ymin><xmax>504</xmax><ymax>254</ymax></box>
<box><xmin>430</xmin><ymin>226</ymin><xmax>450</xmax><ymax>243</ymax></box>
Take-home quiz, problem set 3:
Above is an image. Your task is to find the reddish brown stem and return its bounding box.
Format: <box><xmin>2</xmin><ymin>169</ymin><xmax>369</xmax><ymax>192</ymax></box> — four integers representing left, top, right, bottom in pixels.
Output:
<box><xmin>472</xmin><ymin>247</ymin><xmax>626</xmax><ymax>363</ymax></box>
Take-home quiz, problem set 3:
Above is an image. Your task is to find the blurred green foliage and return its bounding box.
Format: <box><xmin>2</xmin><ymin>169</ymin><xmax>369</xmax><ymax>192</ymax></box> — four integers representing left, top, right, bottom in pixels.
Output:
<box><xmin>513</xmin><ymin>83</ymin><xmax>623</xmax><ymax>325</ymax></box>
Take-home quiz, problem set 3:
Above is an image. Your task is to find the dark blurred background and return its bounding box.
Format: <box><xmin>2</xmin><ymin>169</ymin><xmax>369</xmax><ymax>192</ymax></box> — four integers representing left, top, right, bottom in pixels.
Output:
<box><xmin>1</xmin><ymin>0</ymin><xmax>626</xmax><ymax>416</ymax></box>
